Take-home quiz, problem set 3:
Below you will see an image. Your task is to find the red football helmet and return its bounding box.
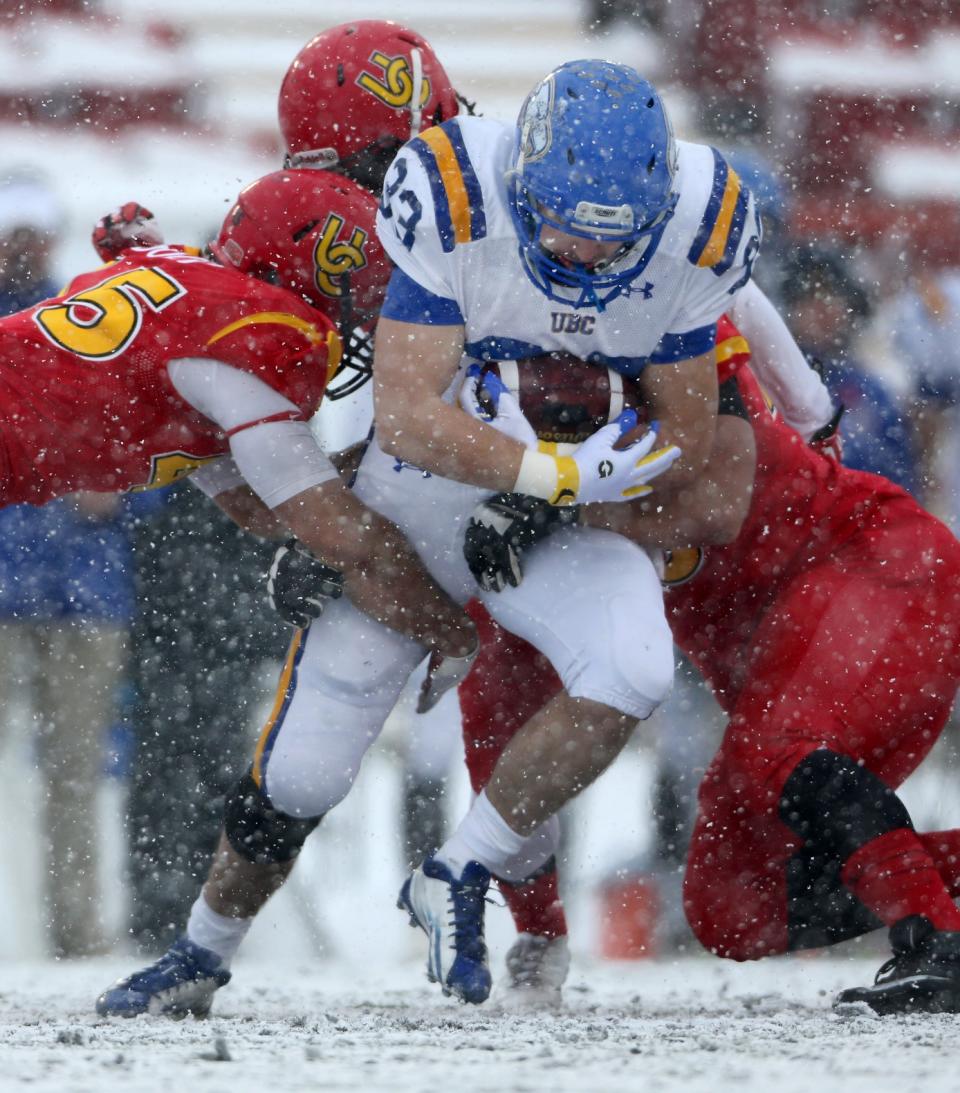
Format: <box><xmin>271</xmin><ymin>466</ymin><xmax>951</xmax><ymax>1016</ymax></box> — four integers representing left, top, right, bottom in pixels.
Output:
<box><xmin>211</xmin><ymin>169</ymin><xmax>390</xmax><ymax>398</ymax></box>
<box><xmin>279</xmin><ymin>21</ymin><xmax>459</xmax><ymax>173</ymax></box>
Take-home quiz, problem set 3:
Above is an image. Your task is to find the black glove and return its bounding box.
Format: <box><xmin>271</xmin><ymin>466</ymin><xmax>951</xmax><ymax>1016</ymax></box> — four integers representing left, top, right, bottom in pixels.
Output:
<box><xmin>266</xmin><ymin>539</ymin><xmax>344</xmax><ymax>628</ymax></box>
<box><xmin>809</xmin><ymin>403</ymin><xmax>846</xmax><ymax>465</ymax></box>
<box><xmin>463</xmin><ymin>493</ymin><xmax>581</xmax><ymax>593</ymax></box>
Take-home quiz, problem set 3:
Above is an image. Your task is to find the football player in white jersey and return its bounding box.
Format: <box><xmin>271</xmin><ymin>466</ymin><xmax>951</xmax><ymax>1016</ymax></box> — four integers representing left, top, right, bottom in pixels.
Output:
<box><xmin>364</xmin><ymin>59</ymin><xmax>764</xmax><ymax>1003</ymax></box>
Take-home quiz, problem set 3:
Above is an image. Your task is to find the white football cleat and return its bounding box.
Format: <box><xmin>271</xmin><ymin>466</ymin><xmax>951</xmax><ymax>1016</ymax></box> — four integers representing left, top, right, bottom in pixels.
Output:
<box><xmin>500</xmin><ymin>932</ymin><xmax>570</xmax><ymax>1009</ymax></box>
<box><xmin>398</xmin><ymin>857</ymin><xmax>492</xmax><ymax>1004</ymax></box>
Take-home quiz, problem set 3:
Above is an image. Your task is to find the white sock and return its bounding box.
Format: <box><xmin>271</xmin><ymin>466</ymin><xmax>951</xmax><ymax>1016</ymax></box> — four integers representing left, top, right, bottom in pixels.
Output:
<box><xmin>435</xmin><ymin>790</ymin><xmax>529</xmax><ymax>875</ymax></box>
<box><xmin>185</xmin><ymin>894</ymin><xmax>252</xmax><ymax>967</ymax></box>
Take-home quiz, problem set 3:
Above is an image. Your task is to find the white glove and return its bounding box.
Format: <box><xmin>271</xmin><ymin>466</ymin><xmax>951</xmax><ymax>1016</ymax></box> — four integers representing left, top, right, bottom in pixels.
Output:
<box><xmin>514</xmin><ymin>411</ymin><xmax>681</xmax><ymax>505</ymax></box>
<box><xmin>459</xmin><ymin>363</ymin><xmax>538</xmax><ymax>449</ymax></box>
<box><xmin>573</xmin><ymin>417</ymin><xmax>681</xmax><ymax>503</ymax></box>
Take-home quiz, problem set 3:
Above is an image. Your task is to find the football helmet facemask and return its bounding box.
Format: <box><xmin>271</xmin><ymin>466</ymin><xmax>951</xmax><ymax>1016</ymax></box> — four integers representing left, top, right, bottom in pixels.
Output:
<box><xmin>507</xmin><ymin>60</ymin><xmax>678</xmax><ymax>312</ymax></box>
<box><xmin>279</xmin><ymin>20</ymin><xmax>459</xmax><ymax>191</ymax></box>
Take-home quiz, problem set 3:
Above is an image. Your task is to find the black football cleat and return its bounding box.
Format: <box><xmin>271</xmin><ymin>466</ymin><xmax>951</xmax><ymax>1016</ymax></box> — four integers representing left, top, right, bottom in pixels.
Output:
<box><xmin>835</xmin><ymin>915</ymin><xmax>960</xmax><ymax>1015</ymax></box>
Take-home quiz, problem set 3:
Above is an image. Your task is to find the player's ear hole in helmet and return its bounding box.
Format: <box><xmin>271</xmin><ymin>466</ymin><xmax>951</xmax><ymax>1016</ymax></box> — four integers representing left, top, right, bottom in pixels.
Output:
<box><xmin>507</xmin><ymin>60</ymin><xmax>678</xmax><ymax>312</ymax></box>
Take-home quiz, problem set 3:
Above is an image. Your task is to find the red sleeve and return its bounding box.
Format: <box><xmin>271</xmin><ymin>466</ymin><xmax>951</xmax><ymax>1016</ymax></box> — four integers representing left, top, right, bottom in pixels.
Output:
<box><xmin>715</xmin><ymin>314</ymin><xmax>752</xmax><ymax>384</ymax></box>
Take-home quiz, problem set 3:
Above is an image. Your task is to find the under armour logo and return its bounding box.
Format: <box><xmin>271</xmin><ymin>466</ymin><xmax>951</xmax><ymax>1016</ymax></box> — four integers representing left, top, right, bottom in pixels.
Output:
<box><xmin>598</xmin><ymin>460</ymin><xmax>614</xmax><ymax>479</ymax></box>
<box><xmin>624</xmin><ymin>281</ymin><xmax>655</xmax><ymax>300</ymax></box>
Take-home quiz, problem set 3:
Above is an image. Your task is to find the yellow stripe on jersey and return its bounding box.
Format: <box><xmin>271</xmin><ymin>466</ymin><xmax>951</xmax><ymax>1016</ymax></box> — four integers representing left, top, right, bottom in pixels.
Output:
<box><xmin>206</xmin><ymin>311</ymin><xmax>326</xmax><ymax>348</ymax></box>
<box><xmin>418</xmin><ymin>126</ymin><xmax>473</xmax><ymax>247</ymax></box>
<box><xmin>716</xmin><ymin>333</ymin><xmax>750</xmax><ymax>365</ymax></box>
<box><xmin>697</xmin><ymin>167</ymin><xmax>742</xmax><ymax>269</ymax></box>
<box><xmin>251</xmin><ymin>629</ymin><xmax>304</xmax><ymax>787</ymax></box>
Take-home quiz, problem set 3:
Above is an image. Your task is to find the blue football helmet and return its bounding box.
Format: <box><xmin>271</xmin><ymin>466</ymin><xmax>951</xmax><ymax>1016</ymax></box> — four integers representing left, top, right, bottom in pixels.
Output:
<box><xmin>507</xmin><ymin>60</ymin><xmax>678</xmax><ymax>311</ymax></box>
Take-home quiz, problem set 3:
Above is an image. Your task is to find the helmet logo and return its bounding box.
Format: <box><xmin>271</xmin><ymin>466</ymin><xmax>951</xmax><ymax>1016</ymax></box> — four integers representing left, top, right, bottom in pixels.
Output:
<box><xmin>312</xmin><ymin>213</ymin><xmax>369</xmax><ymax>298</ymax></box>
<box><xmin>357</xmin><ymin>51</ymin><xmax>431</xmax><ymax>110</ymax></box>
<box><xmin>517</xmin><ymin>76</ymin><xmax>555</xmax><ymax>166</ymax></box>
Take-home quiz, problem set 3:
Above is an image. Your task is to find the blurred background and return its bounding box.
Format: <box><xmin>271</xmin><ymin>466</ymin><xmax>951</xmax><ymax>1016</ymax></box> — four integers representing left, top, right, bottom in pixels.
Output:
<box><xmin>0</xmin><ymin>0</ymin><xmax>959</xmax><ymax>975</ymax></box>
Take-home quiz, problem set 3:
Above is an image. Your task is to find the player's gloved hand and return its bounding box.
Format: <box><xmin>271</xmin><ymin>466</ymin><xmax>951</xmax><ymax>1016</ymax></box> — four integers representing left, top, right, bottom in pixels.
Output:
<box><xmin>809</xmin><ymin>404</ymin><xmax>845</xmax><ymax>465</ymax></box>
<box><xmin>266</xmin><ymin>539</ymin><xmax>344</xmax><ymax>629</ymax></box>
<box><xmin>464</xmin><ymin>492</ymin><xmax>582</xmax><ymax>592</ymax></box>
<box><xmin>92</xmin><ymin>202</ymin><xmax>164</xmax><ymax>261</ymax></box>
<box><xmin>417</xmin><ymin>642</ymin><xmax>479</xmax><ymax>713</ymax></box>
<box><xmin>515</xmin><ymin>412</ymin><xmax>681</xmax><ymax>506</ymax></box>
<box><xmin>459</xmin><ymin>363</ymin><xmax>538</xmax><ymax>449</ymax></box>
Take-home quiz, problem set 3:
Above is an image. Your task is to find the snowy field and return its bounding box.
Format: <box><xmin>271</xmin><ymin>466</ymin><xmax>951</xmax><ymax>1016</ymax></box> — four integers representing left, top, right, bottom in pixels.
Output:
<box><xmin>1</xmin><ymin>951</ymin><xmax>952</xmax><ymax>1093</ymax></box>
<box><xmin>4</xmin><ymin>700</ymin><xmax>960</xmax><ymax>1091</ymax></box>
<box><xmin>4</xmin><ymin>746</ymin><xmax>960</xmax><ymax>1093</ymax></box>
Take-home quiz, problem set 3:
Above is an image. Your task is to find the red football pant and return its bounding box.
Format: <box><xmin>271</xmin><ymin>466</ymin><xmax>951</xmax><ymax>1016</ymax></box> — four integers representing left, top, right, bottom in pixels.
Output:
<box><xmin>459</xmin><ymin>499</ymin><xmax>960</xmax><ymax>957</ymax></box>
<box><xmin>681</xmin><ymin>500</ymin><xmax>960</xmax><ymax>957</ymax></box>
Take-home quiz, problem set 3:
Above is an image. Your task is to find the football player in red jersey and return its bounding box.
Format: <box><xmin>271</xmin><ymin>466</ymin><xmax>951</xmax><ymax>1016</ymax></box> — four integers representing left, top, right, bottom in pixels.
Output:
<box><xmin>459</xmin><ymin>317</ymin><xmax>960</xmax><ymax>1015</ymax></box>
<box><xmin>4</xmin><ymin>163</ymin><xmax>482</xmax><ymax>1013</ymax></box>
<box><xmin>2</xmin><ymin>166</ymin><xmax>473</xmax><ymax>666</ymax></box>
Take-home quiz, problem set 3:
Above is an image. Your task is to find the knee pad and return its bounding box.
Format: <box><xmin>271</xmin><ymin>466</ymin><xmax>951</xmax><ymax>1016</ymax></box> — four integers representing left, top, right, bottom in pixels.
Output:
<box><xmin>779</xmin><ymin>749</ymin><xmax>913</xmax><ymax>863</ymax></box>
<box><xmin>224</xmin><ymin>771</ymin><xmax>321</xmax><ymax>865</ymax></box>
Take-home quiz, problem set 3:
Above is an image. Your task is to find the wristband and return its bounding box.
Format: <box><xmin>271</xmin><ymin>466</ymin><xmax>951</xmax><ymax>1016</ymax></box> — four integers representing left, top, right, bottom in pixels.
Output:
<box><xmin>513</xmin><ymin>446</ymin><xmax>580</xmax><ymax>506</ymax></box>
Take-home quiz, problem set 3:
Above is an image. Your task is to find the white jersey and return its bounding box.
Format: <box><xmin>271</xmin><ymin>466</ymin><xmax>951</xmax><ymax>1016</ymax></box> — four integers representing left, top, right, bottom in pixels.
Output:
<box><xmin>376</xmin><ymin>115</ymin><xmax>762</xmax><ymax>377</ymax></box>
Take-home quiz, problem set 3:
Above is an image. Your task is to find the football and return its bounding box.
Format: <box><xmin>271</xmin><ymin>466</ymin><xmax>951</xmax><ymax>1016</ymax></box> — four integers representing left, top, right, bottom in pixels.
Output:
<box><xmin>481</xmin><ymin>352</ymin><xmax>644</xmax><ymax>445</ymax></box>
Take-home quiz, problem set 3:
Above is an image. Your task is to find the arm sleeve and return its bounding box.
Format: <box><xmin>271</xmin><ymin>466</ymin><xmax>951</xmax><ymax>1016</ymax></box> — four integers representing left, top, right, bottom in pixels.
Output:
<box><xmin>167</xmin><ymin>357</ymin><xmax>337</xmax><ymax>508</ymax></box>
<box><xmin>380</xmin><ymin>266</ymin><xmax>465</xmax><ymax>325</ymax></box>
<box><xmin>729</xmin><ymin>281</ymin><xmax>835</xmax><ymax>440</ymax></box>
<box><xmin>188</xmin><ymin>455</ymin><xmax>246</xmax><ymax>499</ymax></box>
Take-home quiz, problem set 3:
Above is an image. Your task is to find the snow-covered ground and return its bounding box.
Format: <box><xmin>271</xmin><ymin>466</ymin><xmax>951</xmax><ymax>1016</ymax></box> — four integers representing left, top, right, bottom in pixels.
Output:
<box><xmin>3</xmin><ymin>719</ymin><xmax>960</xmax><ymax>1092</ymax></box>
<box><xmin>1</xmin><ymin>950</ymin><xmax>948</xmax><ymax>1093</ymax></box>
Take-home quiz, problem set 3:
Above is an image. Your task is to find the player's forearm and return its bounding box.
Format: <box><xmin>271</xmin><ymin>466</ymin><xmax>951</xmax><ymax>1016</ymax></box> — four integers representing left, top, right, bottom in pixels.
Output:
<box><xmin>345</xmin><ymin>538</ymin><xmax>477</xmax><ymax>657</ymax></box>
<box><xmin>374</xmin><ymin>316</ymin><xmax>526</xmax><ymax>490</ymax></box>
<box><xmin>275</xmin><ymin>480</ymin><xmax>475</xmax><ymax>656</ymax></box>
<box><xmin>213</xmin><ymin>484</ymin><xmax>288</xmax><ymax>539</ymax></box>
<box><xmin>377</xmin><ymin>392</ymin><xmax>526</xmax><ymax>489</ymax></box>
<box><xmin>581</xmin><ymin>416</ymin><xmax>755</xmax><ymax>546</ymax></box>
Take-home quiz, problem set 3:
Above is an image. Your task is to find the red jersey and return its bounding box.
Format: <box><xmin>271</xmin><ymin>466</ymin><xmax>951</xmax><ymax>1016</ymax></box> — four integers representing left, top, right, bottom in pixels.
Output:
<box><xmin>667</xmin><ymin>316</ymin><xmax>912</xmax><ymax>706</ymax></box>
<box><xmin>0</xmin><ymin>245</ymin><xmax>337</xmax><ymax>505</ymax></box>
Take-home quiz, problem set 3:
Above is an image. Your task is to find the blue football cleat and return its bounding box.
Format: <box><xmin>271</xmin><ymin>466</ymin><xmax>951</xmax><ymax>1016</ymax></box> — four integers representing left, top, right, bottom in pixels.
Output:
<box><xmin>399</xmin><ymin>857</ymin><xmax>492</xmax><ymax>1004</ymax></box>
<box><xmin>96</xmin><ymin>936</ymin><xmax>231</xmax><ymax>1018</ymax></box>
